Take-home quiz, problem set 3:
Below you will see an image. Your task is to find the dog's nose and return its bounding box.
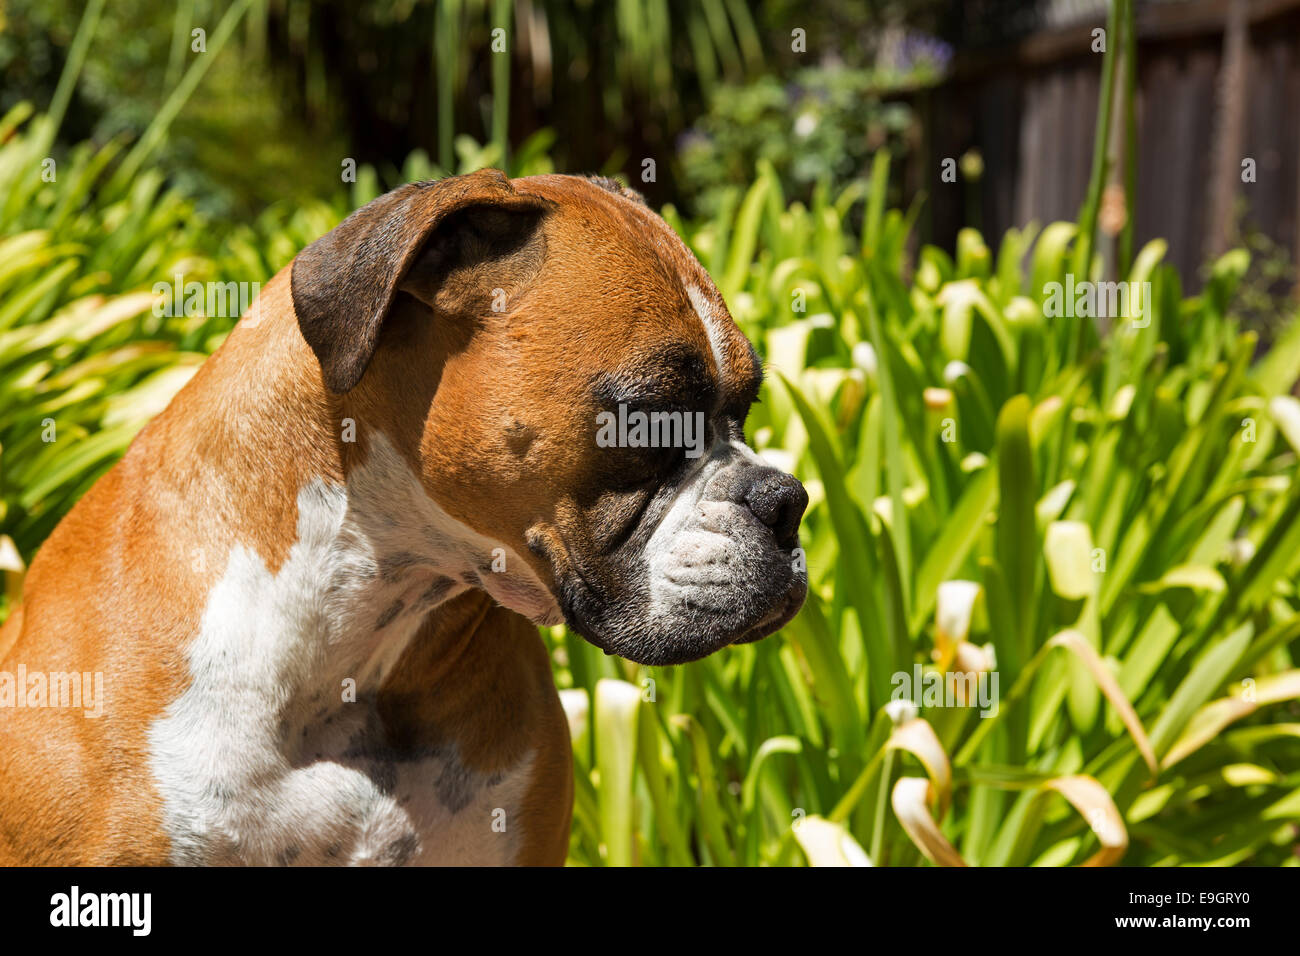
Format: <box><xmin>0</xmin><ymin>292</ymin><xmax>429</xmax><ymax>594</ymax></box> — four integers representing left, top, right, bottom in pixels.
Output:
<box><xmin>744</xmin><ymin>470</ymin><xmax>808</xmax><ymax>548</ymax></box>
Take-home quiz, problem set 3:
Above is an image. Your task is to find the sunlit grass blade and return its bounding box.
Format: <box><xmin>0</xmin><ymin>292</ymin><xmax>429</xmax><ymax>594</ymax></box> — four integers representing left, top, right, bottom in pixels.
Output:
<box><xmin>593</xmin><ymin>679</ymin><xmax>641</xmax><ymax>866</ymax></box>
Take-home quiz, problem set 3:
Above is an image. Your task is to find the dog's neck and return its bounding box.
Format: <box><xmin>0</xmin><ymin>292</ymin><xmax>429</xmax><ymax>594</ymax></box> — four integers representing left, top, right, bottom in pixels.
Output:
<box><xmin>301</xmin><ymin>430</ymin><xmax>560</xmax><ymax>691</ymax></box>
<box><xmin>149</xmin><ymin>273</ymin><xmax>557</xmax><ymax>710</ymax></box>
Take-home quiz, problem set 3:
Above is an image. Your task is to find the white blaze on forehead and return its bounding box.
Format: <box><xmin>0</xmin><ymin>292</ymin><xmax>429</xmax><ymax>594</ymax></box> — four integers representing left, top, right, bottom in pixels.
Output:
<box><xmin>686</xmin><ymin>283</ymin><xmax>731</xmax><ymax>387</ymax></box>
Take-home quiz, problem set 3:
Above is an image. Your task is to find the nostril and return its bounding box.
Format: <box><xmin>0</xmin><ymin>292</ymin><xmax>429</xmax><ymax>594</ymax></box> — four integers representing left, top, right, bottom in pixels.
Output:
<box><xmin>745</xmin><ymin>472</ymin><xmax>808</xmax><ymax>547</ymax></box>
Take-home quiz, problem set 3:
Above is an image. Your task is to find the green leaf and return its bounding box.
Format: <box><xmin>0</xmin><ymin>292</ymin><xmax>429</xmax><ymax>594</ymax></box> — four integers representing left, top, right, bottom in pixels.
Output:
<box><xmin>1149</xmin><ymin>622</ymin><xmax>1253</xmax><ymax>758</ymax></box>
<box><xmin>593</xmin><ymin>679</ymin><xmax>641</xmax><ymax>866</ymax></box>
<box><xmin>995</xmin><ymin>395</ymin><xmax>1038</xmax><ymax>677</ymax></box>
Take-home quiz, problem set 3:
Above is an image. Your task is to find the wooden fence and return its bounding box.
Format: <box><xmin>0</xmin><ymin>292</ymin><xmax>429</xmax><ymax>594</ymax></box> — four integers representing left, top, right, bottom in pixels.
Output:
<box><xmin>903</xmin><ymin>0</ymin><xmax>1300</xmax><ymax>291</ymax></box>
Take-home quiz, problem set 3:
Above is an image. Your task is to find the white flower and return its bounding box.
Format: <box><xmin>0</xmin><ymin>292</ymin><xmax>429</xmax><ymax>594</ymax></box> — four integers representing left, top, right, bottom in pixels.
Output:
<box><xmin>923</xmin><ymin>387</ymin><xmax>953</xmax><ymax>411</ymax></box>
<box><xmin>851</xmin><ymin>341</ymin><xmax>878</xmax><ymax>377</ymax></box>
<box><xmin>885</xmin><ymin>698</ymin><xmax>918</xmax><ymax>726</ymax></box>
<box><xmin>936</xmin><ymin>580</ymin><xmax>981</xmax><ymax>653</ymax></box>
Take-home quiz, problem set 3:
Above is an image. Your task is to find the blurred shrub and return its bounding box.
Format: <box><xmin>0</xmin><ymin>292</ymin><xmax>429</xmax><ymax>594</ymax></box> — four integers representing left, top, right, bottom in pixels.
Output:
<box><xmin>678</xmin><ymin>65</ymin><xmax>919</xmax><ymax>218</ymax></box>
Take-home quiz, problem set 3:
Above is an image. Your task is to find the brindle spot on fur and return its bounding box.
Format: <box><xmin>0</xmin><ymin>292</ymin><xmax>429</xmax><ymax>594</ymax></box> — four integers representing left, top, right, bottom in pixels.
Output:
<box><xmin>372</xmin><ymin>762</ymin><xmax>398</xmax><ymax>795</ymax></box>
<box><xmin>383</xmin><ymin>832</ymin><xmax>420</xmax><ymax>866</ymax></box>
<box><xmin>205</xmin><ymin>782</ymin><xmax>234</xmax><ymax>804</ymax></box>
<box><xmin>435</xmin><ymin>753</ymin><xmax>478</xmax><ymax>813</ymax></box>
<box><xmin>376</xmin><ymin>599</ymin><xmax>405</xmax><ymax>629</ymax></box>
<box><xmin>378</xmin><ymin>551</ymin><xmax>429</xmax><ymax>582</ymax></box>
<box><xmin>505</xmin><ymin>420</ymin><xmax>537</xmax><ymax>457</ymax></box>
<box><xmin>278</xmin><ymin>845</ymin><xmax>302</xmax><ymax>865</ymax></box>
<box><xmin>415</xmin><ymin>575</ymin><xmax>454</xmax><ymax>610</ymax></box>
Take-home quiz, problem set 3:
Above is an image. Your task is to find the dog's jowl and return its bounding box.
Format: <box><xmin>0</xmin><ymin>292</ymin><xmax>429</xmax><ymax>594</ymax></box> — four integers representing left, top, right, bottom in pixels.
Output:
<box><xmin>0</xmin><ymin>170</ymin><xmax>808</xmax><ymax>865</ymax></box>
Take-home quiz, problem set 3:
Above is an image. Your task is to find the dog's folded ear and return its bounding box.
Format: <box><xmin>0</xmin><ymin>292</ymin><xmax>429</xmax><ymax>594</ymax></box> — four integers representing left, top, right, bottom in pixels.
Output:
<box><xmin>291</xmin><ymin>168</ymin><xmax>552</xmax><ymax>393</ymax></box>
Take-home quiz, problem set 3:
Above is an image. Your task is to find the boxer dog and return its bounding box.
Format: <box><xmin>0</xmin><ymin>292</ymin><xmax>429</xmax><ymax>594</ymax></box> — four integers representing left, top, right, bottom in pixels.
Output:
<box><xmin>0</xmin><ymin>170</ymin><xmax>808</xmax><ymax>865</ymax></box>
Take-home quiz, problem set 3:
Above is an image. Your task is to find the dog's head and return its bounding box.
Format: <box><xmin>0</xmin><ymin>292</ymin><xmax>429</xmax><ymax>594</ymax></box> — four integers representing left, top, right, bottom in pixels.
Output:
<box><xmin>291</xmin><ymin>170</ymin><xmax>807</xmax><ymax>665</ymax></box>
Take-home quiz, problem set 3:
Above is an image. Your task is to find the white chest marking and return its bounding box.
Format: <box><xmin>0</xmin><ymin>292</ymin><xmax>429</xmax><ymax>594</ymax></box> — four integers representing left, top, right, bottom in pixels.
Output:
<box><xmin>148</xmin><ymin>434</ymin><xmax>548</xmax><ymax>865</ymax></box>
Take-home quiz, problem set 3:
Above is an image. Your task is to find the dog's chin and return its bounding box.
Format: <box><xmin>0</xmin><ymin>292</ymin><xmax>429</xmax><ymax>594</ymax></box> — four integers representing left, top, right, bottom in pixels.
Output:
<box><xmin>730</xmin><ymin>579</ymin><xmax>808</xmax><ymax>645</ymax></box>
<box><xmin>564</xmin><ymin>576</ymin><xmax>808</xmax><ymax>667</ymax></box>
